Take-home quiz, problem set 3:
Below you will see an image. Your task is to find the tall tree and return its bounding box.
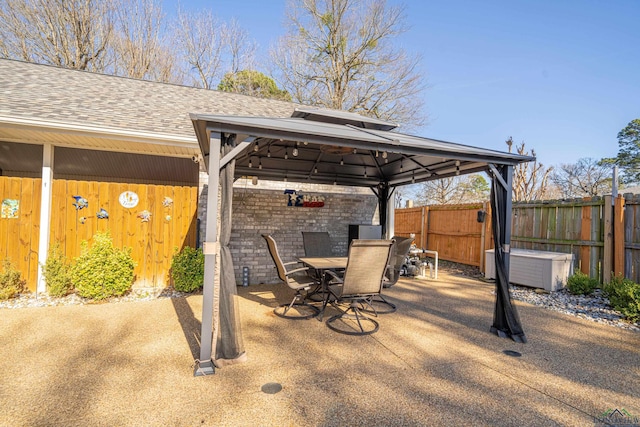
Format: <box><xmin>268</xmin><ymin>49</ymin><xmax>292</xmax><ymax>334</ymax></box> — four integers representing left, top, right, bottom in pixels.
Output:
<box><xmin>0</xmin><ymin>0</ymin><xmax>114</xmax><ymax>71</ymax></box>
<box><xmin>506</xmin><ymin>137</ymin><xmax>553</xmax><ymax>202</ymax></box>
<box><xmin>551</xmin><ymin>158</ymin><xmax>613</xmax><ymax>198</ymax></box>
<box><xmin>175</xmin><ymin>8</ymin><xmax>256</xmax><ymax>89</ymax></box>
<box><xmin>270</xmin><ymin>0</ymin><xmax>426</xmax><ymax>128</ymax></box>
<box><xmin>604</xmin><ymin>119</ymin><xmax>640</xmax><ymax>184</ymax></box>
<box><xmin>218</xmin><ymin>70</ymin><xmax>292</xmax><ymax>101</ymax></box>
<box><xmin>109</xmin><ymin>0</ymin><xmax>177</xmax><ymax>82</ymax></box>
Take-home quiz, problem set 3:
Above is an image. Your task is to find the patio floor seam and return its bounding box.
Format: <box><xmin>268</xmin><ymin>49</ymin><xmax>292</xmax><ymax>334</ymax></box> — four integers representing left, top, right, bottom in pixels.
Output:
<box><xmin>474</xmin><ymin>358</ymin><xmax>598</xmax><ymax>420</ymax></box>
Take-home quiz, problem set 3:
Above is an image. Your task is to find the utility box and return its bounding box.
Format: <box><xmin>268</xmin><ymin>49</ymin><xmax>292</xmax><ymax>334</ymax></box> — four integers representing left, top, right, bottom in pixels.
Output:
<box><xmin>485</xmin><ymin>249</ymin><xmax>573</xmax><ymax>292</ymax></box>
<box><xmin>348</xmin><ymin>224</ymin><xmax>382</xmax><ymax>246</ymax></box>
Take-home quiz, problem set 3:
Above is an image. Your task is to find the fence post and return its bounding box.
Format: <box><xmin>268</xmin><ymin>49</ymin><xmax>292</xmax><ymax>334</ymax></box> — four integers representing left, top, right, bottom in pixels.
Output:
<box><xmin>421</xmin><ymin>206</ymin><xmax>429</xmax><ymax>249</ymax></box>
<box><xmin>603</xmin><ymin>195</ymin><xmax>613</xmax><ymax>283</ymax></box>
<box><xmin>614</xmin><ymin>195</ymin><xmax>625</xmax><ymax>277</ymax></box>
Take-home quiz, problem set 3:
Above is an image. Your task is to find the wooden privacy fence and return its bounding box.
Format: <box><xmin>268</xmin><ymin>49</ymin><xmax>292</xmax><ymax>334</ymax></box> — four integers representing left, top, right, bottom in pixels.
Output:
<box><xmin>0</xmin><ymin>177</ymin><xmax>198</xmax><ymax>291</ymax></box>
<box><xmin>0</xmin><ymin>177</ymin><xmax>42</xmax><ymax>289</ymax></box>
<box><xmin>395</xmin><ymin>203</ymin><xmax>492</xmax><ymax>271</ymax></box>
<box><xmin>395</xmin><ymin>195</ymin><xmax>632</xmax><ymax>283</ymax></box>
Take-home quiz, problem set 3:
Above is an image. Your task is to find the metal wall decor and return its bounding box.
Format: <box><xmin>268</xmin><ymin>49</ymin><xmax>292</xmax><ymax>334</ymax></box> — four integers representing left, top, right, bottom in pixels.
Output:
<box><xmin>137</xmin><ymin>210</ymin><xmax>152</xmax><ymax>222</ymax></box>
<box><xmin>97</xmin><ymin>208</ymin><xmax>109</xmax><ymax>219</ymax></box>
<box><xmin>72</xmin><ymin>195</ymin><xmax>88</xmax><ymax>210</ymax></box>
<box><xmin>284</xmin><ymin>190</ymin><xmax>325</xmax><ymax>207</ymax></box>
<box><xmin>162</xmin><ymin>196</ymin><xmax>173</xmax><ymax>208</ymax></box>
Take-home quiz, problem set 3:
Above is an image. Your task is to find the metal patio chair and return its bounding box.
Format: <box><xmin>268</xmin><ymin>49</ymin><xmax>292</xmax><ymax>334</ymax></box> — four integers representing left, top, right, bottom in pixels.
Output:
<box><xmin>301</xmin><ymin>231</ymin><xmax>339</xmax><ymax>301</ymax></box>
<box><xmin>362</xmin><ymin>236</ymin><xmax>413</xmax><ymax>314</ymax></box>
<box><xmin>363</xmin><ymin>236</ymin><xmax>414</xmax><ymax>315</ymax></box>
<box><xmin>324</xmin><ymin>239</ymin><xmax>394</xmax><ymax>335</ymax></box>
<box><xmin>302</xmin><ymin>231</ymin><xmax>334</xmax><ymax>257</ymax></box>
<box><xmin>262</xmin><ymin>234</ymin><xmax>320</xmax><ymax>319</ymax></box>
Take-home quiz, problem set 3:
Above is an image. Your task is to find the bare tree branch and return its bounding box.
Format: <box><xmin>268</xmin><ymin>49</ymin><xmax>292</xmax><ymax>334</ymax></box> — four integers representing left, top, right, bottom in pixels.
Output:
<box><xmin>270</xmin><ymin>0</ymin><xmax>426</xmax><ymax>129</ymax></box>
<box><xmin>507</xmin><ymin>137</ymin><xmax>553</xmax><ymax>202</ymax></box>
<box><xmin>551</xmin><ymin>158</ymin><xmax>613</xmax><ymax>198</ymax></box>
<box><xmin>174</xmin><ymin>9</ymin><xmax>256</xmax><ymax>89</ymax></box>
<box><xmin>108</xmin><ymin>0</ymin><xmax>178</xmax><ymax>82</ymax></box>
<box><xmin>0</xmin><ymin>0</ymin><xmax>113</xmax><ymax>71</ymax></box>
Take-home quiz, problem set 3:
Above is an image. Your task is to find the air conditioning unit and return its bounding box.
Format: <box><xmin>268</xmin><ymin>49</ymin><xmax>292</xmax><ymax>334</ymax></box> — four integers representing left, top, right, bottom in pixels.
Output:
<box><xmin>485</xmin><ymin>249</ymin><xmax>573</xmax><ymax>292</ymax></box>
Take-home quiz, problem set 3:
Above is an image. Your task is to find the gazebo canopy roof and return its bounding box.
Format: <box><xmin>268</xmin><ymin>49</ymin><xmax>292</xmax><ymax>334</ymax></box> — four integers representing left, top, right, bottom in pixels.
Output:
<box><xmin>191</xmin><ymin>108</ymin><xmax>534</xmax><ymax>188</ymax></box>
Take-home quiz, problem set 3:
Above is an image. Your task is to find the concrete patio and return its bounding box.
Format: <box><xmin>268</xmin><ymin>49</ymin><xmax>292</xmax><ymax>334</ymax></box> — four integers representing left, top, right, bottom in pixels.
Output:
<box><xmin>1</xmin><ymin>271</ymin><xmax>638</xmax><ymax>426</ymax></box>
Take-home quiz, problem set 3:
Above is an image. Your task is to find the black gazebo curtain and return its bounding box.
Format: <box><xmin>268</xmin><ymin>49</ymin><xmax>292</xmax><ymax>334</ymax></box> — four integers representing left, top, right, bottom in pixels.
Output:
<box><xmin>489</xmin><ymin>165</ymin><xmax>527</xmax><ymax>343</ymax></box>
<box><xmin>214</xmin><ymin>134</ymin><xmax>246</xmax><ymax>366</ymax></box>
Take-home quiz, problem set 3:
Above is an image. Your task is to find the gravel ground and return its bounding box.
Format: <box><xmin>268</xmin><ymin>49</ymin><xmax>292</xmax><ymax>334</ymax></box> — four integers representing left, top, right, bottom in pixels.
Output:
<box><xmin>418</xmin><ymin>258</ymin><xmax>639</xmax><ymax>332</ymax></box>
<box><xmin>3</xmin><ymin>260</ymin><xmax>638</xmax><ymax>332</ymax></box>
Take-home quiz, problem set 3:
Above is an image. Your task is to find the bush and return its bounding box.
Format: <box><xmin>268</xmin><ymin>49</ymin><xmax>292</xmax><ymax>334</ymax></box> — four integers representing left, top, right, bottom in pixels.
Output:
<box><xmin>42</xmin><ymin>243</ymin><xmax>73</xmax><ymax>296</ymax></box>
<box><xmin>171</xmin><ymin>246</ymin><xmax>204</xmax><ymax>292</ymax></box>
<box><xmin>603</xmin><ymin>275</ymin><xmax>640</xmax><ymax>323</ymax></box>
<box><xmin>70</xmin><ymin>232</ymin><xmax>135</xmax><ymax>300</ymax></box>
<box><xmin>566</xmin><ymin>270</ymin><xmax>599</xmax><ymax>295</ymax></box>
<box><xmin>0</xmin><ymin>259</ymin><xmax>26</xmax><ymax>300</ymax></box>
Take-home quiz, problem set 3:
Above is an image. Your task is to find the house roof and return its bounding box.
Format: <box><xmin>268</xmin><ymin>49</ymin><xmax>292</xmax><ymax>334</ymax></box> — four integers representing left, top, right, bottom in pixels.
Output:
<box><xmin>0</xmin><ymin>59</ymin><xmax>300</xmax><ymax>183</ymax></box>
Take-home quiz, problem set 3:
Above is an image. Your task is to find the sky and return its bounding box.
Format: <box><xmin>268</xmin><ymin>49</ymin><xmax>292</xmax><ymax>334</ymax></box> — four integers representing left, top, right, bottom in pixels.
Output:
<box><xmin>165</xmin><ymin>0</ymin><xmax>639</xmax><ymax>170</ymax></box>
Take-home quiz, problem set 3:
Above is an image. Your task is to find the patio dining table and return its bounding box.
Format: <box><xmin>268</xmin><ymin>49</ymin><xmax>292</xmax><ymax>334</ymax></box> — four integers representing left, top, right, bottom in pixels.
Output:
<box><xmin>298</xmin><ymin>256</ymin><xmax>347</xmax><ymax>272</ymax></box>
<box><xmin>298</xmin><ymin>256</ymin><xmax>348</xmax><ymax>318</ymax></box>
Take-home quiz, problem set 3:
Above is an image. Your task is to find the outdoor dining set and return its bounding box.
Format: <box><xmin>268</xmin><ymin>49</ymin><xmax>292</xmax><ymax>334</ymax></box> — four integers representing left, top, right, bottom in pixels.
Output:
<box><xmin>262</xmin><ymin>232</ymin><xmax>414</xmax><ymax>335</ymax></box>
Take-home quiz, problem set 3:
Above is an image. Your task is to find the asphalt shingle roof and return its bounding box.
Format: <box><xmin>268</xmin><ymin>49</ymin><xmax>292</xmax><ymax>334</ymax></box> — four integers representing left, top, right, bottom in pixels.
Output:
<box><xmin>0</xmin><ymin>59</ymin><xmax>298</xmax><ymax>139</ymax></box>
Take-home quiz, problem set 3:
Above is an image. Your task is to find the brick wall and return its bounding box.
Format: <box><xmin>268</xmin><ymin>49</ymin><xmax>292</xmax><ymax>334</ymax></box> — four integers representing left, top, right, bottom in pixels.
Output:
<box><xmin>197</xmin><ymin>175</ymin><xmax>379</xmax><ymax>285</ymax></box>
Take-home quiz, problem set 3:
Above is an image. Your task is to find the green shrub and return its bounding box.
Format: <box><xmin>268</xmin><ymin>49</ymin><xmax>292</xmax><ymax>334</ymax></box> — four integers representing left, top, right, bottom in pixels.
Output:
<box><xmin>70</xmin><ymin>232</ymin><xmax>135</xmax><ymax>300</ymax></box>
<box><xmin>0</xmin><ymin>259</ymin><xmax>26</xmax><ymax>300</ymax></box>
<box><xmin>566</xmin><ymin>270</ymin><xmax>599</xmax><ymax>295</ymax></box>
<box><xmin>42</xmin><ymin>243</ymin><xmax>73</xmax><ymax>297</ymax></box>
<box><xmin>171</xmin><ymin>246</ymin><xmax>204</xmax><ymax>292</ymax></box>
<box><xmin>603</xmin><ymin>275</ymin><xmax>640</xmax><ymax>323</ymax></box>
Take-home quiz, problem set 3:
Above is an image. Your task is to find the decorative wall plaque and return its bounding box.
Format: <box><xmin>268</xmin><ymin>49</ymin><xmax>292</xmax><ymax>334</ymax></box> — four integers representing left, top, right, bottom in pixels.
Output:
<box><xmin>1</xmin><ymin>199</ymin><xmax>19</xmax><ymax>218</ymax></box>
<box><xmin>119</xmin><ymin>191</ymin><xmax>139</xmax><ymax>209</ymax></box>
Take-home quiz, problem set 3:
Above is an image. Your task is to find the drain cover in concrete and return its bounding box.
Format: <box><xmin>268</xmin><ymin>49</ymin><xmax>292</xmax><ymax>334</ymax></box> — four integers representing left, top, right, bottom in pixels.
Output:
<box><xmin>261</xmin><ymin>382</ymin><xmax>283</xmax><ymax>394</ymax></box>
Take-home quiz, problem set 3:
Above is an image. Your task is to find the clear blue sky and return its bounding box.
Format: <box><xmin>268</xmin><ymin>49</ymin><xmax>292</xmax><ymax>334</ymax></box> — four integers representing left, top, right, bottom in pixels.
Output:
<box><xmin>167</xmin><ymin>0</ymin><xmax>639</xmax><ymax>169</ymax></box>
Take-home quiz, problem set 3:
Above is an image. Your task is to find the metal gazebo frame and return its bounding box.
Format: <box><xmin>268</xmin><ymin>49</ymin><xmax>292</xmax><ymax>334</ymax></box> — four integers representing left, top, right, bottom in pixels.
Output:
<box><xmin>191</xmin><ymin>108</ymin><xmax>532</xmax><ymax>376</ymax></box>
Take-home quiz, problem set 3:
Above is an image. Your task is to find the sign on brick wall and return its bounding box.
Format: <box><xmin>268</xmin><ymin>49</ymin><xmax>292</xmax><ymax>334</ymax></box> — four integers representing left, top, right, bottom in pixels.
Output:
<box><xmin>284</xmin><ymin>189</ymin><xmax>325</xmax><ymax>207</ymax></box>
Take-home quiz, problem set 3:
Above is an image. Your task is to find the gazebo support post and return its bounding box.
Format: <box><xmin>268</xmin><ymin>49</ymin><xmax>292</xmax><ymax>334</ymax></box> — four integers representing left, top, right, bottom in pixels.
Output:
<box><xmin>194</xmin><ymin>135</ymin><xmax>222</xmax><ymax>376</ymax></box>
<box><xmin>372</xmin><ymin>182</ymin><xmax>394</xmax><ymax>238</ymax></box>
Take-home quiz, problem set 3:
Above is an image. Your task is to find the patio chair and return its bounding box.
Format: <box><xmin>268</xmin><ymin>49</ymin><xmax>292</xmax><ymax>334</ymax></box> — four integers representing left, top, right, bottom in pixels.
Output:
<box><xmin>363</xmin><ymin>236</ymin><xmax>414</xmax><ymax>314</ymax></box>
<box><xmin>385</xmin><ymin>236</ymin><xmax>414</xmax><ymax>287</ymax></box>
<box><xmin>302</xmin><ymin>231</ymin><xmax>333</xmax><ymax>257</ymax></box>
<box><xmin>262</xmin><ymin>234</ymin><xmax>320</xmax><ymax>319</ymax></box>
<box><xmin>301</xmin><ymin>231</ymin><xmax>338</xmax><ymax>301</ymax></box>
<box><xmin>324</xmin><ymin>239</ymin><xmax>394</xmax><ymax>335</ymax></box>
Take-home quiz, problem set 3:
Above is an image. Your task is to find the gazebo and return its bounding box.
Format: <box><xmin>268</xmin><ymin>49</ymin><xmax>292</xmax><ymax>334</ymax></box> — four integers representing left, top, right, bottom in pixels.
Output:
<box><xmin>190</xmin><ymin>107</ymin><xmax>533</xmax><ymax>376</ymax></box>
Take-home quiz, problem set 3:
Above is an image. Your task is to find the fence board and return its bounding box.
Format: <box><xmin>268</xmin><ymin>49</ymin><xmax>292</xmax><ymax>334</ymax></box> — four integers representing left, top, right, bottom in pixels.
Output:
<box><xmin>17</xmin><ymin>178</ymin><xmax>34</xmax><ymax>285</ymax></box>
<box><xmin>580</xmin><ymin>203</ymin><xmax>592</xmax><ymax>273</ymax></box>
<box><xmin>0</xmin><ymin>178</ymin><xmax>9</xmax><ymax>262</ymax></box>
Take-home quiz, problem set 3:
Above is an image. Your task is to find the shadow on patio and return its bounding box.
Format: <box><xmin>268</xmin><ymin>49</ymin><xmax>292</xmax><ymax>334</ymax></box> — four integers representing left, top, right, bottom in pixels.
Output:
<box><xmin>0</xmin><ymin>271</ymin><xmax>638</xmax><ymax>426</ymax></box>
